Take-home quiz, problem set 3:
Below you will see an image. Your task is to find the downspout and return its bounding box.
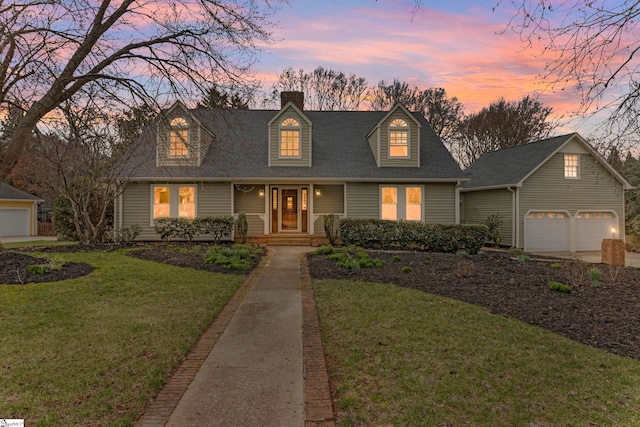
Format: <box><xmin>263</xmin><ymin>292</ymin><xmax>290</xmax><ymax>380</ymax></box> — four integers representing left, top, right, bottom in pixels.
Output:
<box><xmin>507</xmin><ymin>186</ymin><xmax>517</xmax><ymax>248</ymax></box>
<box><xmin>455</xmin><ymin>181</ymin><xmax>461</xmax><ymax>225</ymax></box>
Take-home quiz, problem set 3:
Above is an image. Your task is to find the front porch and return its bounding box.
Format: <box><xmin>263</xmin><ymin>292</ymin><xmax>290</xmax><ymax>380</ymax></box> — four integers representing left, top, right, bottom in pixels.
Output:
<box><xmin>237</xmin><ymin>233</ymin><xmax>334</xmax><ymax>246</ymax></box>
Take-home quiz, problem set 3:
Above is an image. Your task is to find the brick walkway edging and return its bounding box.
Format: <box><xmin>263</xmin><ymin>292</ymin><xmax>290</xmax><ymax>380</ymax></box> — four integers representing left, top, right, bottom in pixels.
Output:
<box><xmin>134</xmin><ymin>250</ymin><xmax>273</xmax><ymax>427</ymax></box>
<box><xmin>300</xmin><ymin>254</ymin><xmax>337</xmax><ymax>427</ymax></box>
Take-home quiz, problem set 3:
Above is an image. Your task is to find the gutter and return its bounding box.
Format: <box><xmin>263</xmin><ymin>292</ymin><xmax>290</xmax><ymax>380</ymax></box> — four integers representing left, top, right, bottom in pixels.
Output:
<box><xmin>507</xmin><ymin>186</ymin><xmax>518</xmax><ymax>248</ymax></box>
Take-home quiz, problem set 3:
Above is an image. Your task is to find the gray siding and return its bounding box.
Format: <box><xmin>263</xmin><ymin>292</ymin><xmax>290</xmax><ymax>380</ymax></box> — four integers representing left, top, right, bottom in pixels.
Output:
<box><xmin>518</xmin><ymin>152</ymin><xmax>625</xmax><ymax>248</ymax></box>
<box><xmin>314</xmin><ymin>214</ymin><xmax>343</xmax><ymax>234</ymax></box>
<box><xmin>424</xmin><ymin>183</ymin><xmax>457</xmax><ymax>224</ymax></box>
<box><xmin>198</xmin><ymin>183</ymin><xmax>232</xmax><ymax>216</ymax></box>
<box><xmin>313</xmin><ymin>185</ymin><xmax>344</xmax><ymax>213</ymax></box>
<box><xmin>234</xmin><ymin>186</ymin><xmax>266</xmax><ymax>213</ymax></box>
<box><xmin>245</xmin><ymin>214</ymin><xmax>265</xmax><ymax>235</ymax></box>
<box><xmin>378</xmin><ymin>109</ymin><xmax>420</xmax><ymax>168</ymax></box>
<box><xmin>120</xmin><ymin>182</ymin><xmax>234</xmax><ymax>241</ymax></box>
<box><xmin>346</xmin><ymin>182</ymin><xmax>379</xmax><ymax>218</ymax></box>
<box><xmin>461</xmin><ymin>189</ymin><xmax>513</xmax><ymax>246</ymax></box>
<box><xmin>121</xmin><ymin>183</ymin><xmax>155</xmax><ymax>240</ymax></box>
<box><xmin>269</xmin><ymin>107</ymin><xmax>312</xmax><ymax>167</ymax></box>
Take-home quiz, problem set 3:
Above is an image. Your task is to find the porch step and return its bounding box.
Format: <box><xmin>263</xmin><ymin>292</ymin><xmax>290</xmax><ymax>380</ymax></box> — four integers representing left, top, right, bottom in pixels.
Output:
<box><xmin>240</xmin><ymin>234</ymin><xmax>329</xmax><ymax>247</ymax></box>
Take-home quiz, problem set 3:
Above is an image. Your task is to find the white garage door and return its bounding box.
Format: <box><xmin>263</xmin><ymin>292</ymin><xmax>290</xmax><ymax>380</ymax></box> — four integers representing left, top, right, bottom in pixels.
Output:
<box><xmin>575</xmin><ymin>211</ymin><xmax>617</xmax><ymax>251</ymax></box>
<box><xmin>0</xmin><ymin>208</ymin><xmax>30</xmax><ymax>237</ymax></box>
<box><xmin>524</xmin><ymin>211</ymin><xmax>569</xmax><ymax>252</ymax></box>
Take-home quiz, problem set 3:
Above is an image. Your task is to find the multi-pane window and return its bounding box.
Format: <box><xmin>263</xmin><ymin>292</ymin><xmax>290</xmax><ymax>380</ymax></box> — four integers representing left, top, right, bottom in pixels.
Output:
<box><xmin>169</xmin><ymin>117</ymin><xmax>189</xmax><ymax>157</ymax></box>
<box><xmin>153</xmin><ymin>185</ymin><xmax>196</xmax><ymax>220</ymax></box>
<box><xmin>564</xmin><ymin>154</ymin><xmax>579</xmax><ymax>178</ymax></box>
<box><xmin>406</xmin><ymin>187</ymin><xmax>422</xmax><ymax>221</ymax></box>
<box><xmin>381</xmin><ymin>186</ymin><xmax>423</xmax><ymax>221</ymax></box>
<box><xmin>381</xmin><ymin>187</ymin><xmax>398</xmax><ymax>220</ymax></box>
<box><xmin>280</xmin><ymin>118</ymin><xmax>300</xmax><ymax>157</ymax></box>
<box><xmin>389</xmin><ymin>118</ymin><xmax>408</xmax><ymax>157</ymax></box>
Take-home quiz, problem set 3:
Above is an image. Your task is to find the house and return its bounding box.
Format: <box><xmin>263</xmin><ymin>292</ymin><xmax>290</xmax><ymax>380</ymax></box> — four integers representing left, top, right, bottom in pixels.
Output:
<box><xmin>115</xmin><ymin>92</ymin><xmax>467</xmax><ymax>242</ymax></box>
<box><xmin>460</xmin><ymin>133</ymin><xmax>633</xmax><ymax>252</ymax></box>
<box><xmin>0</xmin><ymin>183</ymin><xmax>42</xmax><ymax>238</ymax></box>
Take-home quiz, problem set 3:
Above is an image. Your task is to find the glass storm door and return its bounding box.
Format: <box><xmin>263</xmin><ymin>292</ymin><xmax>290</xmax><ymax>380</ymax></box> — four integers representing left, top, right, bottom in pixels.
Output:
<box><xmin>281</xmin><ymin>189</ymin><xmax>298</xmax><ymax>231</ymax></box>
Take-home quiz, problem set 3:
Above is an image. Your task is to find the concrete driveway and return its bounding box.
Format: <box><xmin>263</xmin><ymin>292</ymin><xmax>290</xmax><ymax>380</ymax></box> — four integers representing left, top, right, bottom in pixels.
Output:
<box><xmin>532</xmin><ymin>251</ymin><xmax>640</xmax><ymax>268</ymax></box>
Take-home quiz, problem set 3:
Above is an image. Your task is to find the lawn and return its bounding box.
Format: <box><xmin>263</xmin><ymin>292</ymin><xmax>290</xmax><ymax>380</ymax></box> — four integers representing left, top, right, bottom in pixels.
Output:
<box><xmin>313</xmin><ymin>279</ymin><xmax>640</xmax><ymax>426</ymax></box>
<box><xmin>0</xmin><ymin>249</ymin><xmax>245</xmax><ymax>426</ymax></box>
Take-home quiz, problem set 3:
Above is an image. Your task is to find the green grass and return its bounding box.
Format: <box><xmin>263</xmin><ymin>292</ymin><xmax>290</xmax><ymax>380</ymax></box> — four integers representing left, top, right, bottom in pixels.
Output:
<box><xmin>0</xmin><ymin>250</ymin><xmax>244</xmax><ymax>426</ymax></box>
<box><xmin>313</xmin><ymin>279</ymin><xmax>640</xmax><ymax>426</ymax></box>
<box><xmin>2</xmin><ymin>240</ymin><xmax>78</xmax><ymax>249</ymax></box>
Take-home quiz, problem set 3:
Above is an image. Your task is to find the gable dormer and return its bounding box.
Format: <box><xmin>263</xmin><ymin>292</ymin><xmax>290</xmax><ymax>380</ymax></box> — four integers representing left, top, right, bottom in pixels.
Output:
<box><xmin>156</xmin><ymin>101</ymin><xmax>213</xmax><ymax>167</ymax></box>
<box><xmin>268</xmin><ymin>92</ymin><xmax>312</xmax><ymax>167</ymax></box>
<box><xmin>367</xmin><ymin>104</ymin><xmax>421</xmax><ymax>167</ymax></box>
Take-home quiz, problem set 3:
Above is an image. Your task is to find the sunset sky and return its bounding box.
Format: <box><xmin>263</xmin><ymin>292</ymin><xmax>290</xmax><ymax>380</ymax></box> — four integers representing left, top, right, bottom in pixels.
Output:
<box><xmin>253</xmin><ymin>0</ymin><xmax>602</xmax><ymax>135</ymax></box>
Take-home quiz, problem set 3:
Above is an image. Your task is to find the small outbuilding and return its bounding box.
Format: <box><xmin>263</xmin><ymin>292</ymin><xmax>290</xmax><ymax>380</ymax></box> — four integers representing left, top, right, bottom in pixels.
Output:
<box><xmin>0</xmin><ymin>183</ymin><xmax>43</xmax><ymax>237</ymax></box>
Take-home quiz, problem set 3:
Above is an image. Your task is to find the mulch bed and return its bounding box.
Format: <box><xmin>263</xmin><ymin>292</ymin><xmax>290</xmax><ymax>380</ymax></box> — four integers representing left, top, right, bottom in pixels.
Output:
<box><xmin>0</xmin><ymin>251</ymin><xmax>94</xmax><ymax>284</ymax></box>
<box><xmin>307</xmin><ymin>249</ymin><xmax>640</xmax><ymax>361</ymax></box>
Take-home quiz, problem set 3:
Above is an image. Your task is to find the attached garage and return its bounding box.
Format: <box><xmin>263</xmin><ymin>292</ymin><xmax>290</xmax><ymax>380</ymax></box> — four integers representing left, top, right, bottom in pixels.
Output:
<box><xmin>524</xmin><ymin>211</ymin><xmax>570</xmax><ymax>252</ymax></box>
<box><xmin>0</xmin><ymin>208</ymin><xmax>30</xmax><ymax>237</ymax></box>
<box><xmin>575</xmin><ymin>211</ymin><xmax>618</xmax><ymax>251</ymax></box>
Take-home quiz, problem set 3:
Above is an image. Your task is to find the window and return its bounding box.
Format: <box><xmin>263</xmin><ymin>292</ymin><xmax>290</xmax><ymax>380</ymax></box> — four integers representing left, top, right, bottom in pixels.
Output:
<box><xmin>152</xmin><ymin>185</ymin><xmax>196</xmax><ymax>220</ymax></box>
<box><xmin>406</xmin><ymin>187</ymin><xmax>422</xmax><ymax>221</ymax></box>
<box><xmin>564</xmin><ymin>154</ymin><xmax>579</xmax><ymax>178</ymax></box>
<box><xmin>280</xmin><ymin>118</ymin><xmax>300</xmax><ymax>157</ymax></box>
<box><xmin>381</xmin><ymin>187</ymin><xmax>398</xmax><ymax>220</ymax></box>
<box><xmin>169</xmin><ymin>117</ymin><xmax>189</xmax><ymax>157</ymax></box>
<box><xmin>381</xmin><ymin>186</ymin><xmax>423</xmax><ymax>221</ymax></box>
<box><xmin>389</xmin><ymin>118</ymin><xmax>408</xmax><ymax>157</ymax></box>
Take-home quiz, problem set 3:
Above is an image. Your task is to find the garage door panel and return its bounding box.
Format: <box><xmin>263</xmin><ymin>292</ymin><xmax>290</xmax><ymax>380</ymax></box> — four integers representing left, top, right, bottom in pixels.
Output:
<box><xmin>575</xmin><ymin>212</ymin><xmax>617</xmax><ymax>251</ymax></box>
<box><xmin>0</xmin><ymin>208</ymin><xmax>30</xmax><ymax>237</ymax></box>
<box><xmin>525</xmin><ymin>212</ymin><xmax>569</xmax><ymax>252</ymax></box>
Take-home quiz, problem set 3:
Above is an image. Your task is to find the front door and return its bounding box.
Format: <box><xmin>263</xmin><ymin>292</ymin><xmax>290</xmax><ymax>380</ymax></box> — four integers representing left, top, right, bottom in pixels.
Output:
<box><xmin>281</xmin><ymin>189</ymin><xmax>298</xmax><ymax>231</ymax></box>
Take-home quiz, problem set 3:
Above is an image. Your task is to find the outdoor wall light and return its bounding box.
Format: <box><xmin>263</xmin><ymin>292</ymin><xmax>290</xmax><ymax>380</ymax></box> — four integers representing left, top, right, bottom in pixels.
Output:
<box><xmin>610</xmin><ymin>226</ymin><xmax>618</xmax><ymax>237</ymax></box>
<box><xmin>259</xmin><ymin>189</ymin><xmax>265</xmax><ymax>196</ymax></box>
<box><xmin>315</xmin><ymin>189</ymin><xmax>321</xmax><ymax>196</ymax></box>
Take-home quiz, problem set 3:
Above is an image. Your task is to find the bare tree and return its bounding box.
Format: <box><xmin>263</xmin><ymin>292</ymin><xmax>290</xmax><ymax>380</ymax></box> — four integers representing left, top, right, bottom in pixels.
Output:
<box><xmin>28</xmin><ymin>87</ymin><xmax>154</xmax><ymax>244</ymax></box>
<box><xmin>453</xmin><ymin>96</ymin><xmax>556</xmax><ymax>167</ymax></box>
<box><xmin>370</xmin><ymin>80</ymin><xmax>464</xmax><ymax>143</ymax></box>
<box><xmin>0</xmin><ymin>0</ymin><xmax>278</xmax><ymax>182</ymax></box>
<box><xmin>498</xmin><ymin>0</ymin><xmax>640</xmax><ymax>142</ymax></box>
<box><xmin>269</xmin><ymin>66</ymin><xmax>369</xmax><ymax>110</ymax></box>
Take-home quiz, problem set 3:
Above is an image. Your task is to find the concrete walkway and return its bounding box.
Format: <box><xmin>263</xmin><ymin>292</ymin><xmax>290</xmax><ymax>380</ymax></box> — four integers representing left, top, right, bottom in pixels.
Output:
<box><xmin>532</xmin><ymin>250</ymin><xmax>640</xmax><ymax>268</ymax></box>
<box><xmin>162</xmin><ymin>246</ymin><xmax>312</xmax><ymax>427</ymax></box>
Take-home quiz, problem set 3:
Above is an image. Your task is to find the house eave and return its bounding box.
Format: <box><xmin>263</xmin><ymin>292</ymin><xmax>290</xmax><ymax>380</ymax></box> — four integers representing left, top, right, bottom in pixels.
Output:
<box><xmin>459</xmin><ymin>183</ymin><xmax>522</xmax><ymax>192</ymax></box>
<box><xmin>123</xmin><ymin>176</ymin><xmax>469</xmax><ymax>184</ymax></box>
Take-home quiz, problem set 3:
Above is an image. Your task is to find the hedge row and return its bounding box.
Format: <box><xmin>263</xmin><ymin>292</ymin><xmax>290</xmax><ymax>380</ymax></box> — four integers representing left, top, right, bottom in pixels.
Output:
<box><xmin>339</xmin><ymin>218</ymin><xmax>488</xmax><ymax>254</ymax></box>
<box><xmin>153</xmin><ymin>216</ymin><xmax>234</xmax><ymax>243</ymax></box>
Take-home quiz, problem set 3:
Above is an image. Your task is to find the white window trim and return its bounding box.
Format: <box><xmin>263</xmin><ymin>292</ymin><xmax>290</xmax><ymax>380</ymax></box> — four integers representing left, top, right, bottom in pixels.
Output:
<box><xmin>169</xmin><ymin>117</ymin><xmax>191</xmax><ymax>159</ymax></box>
<box><xmin>564</xmin><ymin>153</ymin><xmax>580</xmax><ymax>179</ymax></box>
<box><xmin>388</xmin><ymin>118</ymin><xmax>410</xmax><ymax>159</ymax></box>
<box><xmin>379</xmin><ymin>185</ymin><xmax>424</xmax><ymax>221</ymax></box>
<box><xmin>150</xmin><ymin>184</ymin><xmax>198</xmax><ymax>226</ymax></box>
<box><xmin>278</xmin><ymin>117</ymin><xmax>302</xmax><ymax>159</ymax></box>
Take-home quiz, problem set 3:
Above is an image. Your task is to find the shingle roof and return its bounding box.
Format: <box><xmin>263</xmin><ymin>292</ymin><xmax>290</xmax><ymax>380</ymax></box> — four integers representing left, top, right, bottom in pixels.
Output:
<box><xmin>125</xmin><ymin>108</ymin><xmax>465</xmax><ymax>181</ymax></box>
<box><xmin>0</xmin><ymin>183</ymin><xmax>42</xmax><ymax>200</ymax></box>
<box><xmin>460</xmin><ymin>134</ymin><xmax>576</xmax><ymax>190</ymax></box>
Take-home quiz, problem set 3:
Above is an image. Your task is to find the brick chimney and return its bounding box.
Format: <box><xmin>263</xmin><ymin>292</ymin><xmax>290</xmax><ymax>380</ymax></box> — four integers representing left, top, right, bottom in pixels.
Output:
<box><xmin>280</xmin><ymin>91</ymin><xmax>304</xmax><ymax>110</ymax></box>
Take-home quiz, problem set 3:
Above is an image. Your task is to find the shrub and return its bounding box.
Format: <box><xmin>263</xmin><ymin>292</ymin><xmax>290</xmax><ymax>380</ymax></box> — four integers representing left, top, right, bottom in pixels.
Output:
<box><xmin>456</xmin><ymin>260</ymin><xmax>476</xmax><ymax>278</ymax></box>
<box><xmin>113</xmin><ymin>224</ymin><xmax>141</xmax><ymax>244</ymax></box>
<box><xmin>508</xmin><ymin>247</ymin><xmax>525</xmax><ymax>256</ymax></box>
<box><xmin>313</xmin><ymin>245</ymin><xmax>335</xmax><ymax>255</ymax></box>
<box><xmin>401</xmin><ymin>266</ymin><xmax>412</xmax><ymax>273</ymax></box>
<box><xmin>588</xmin><ymin>267</ymin><xmax>603</xmax><ymax>288</ymax></box>
<box><xmin>324</xmin><ymin>214</ymin><xmax>339</xmax><ymax>246</ymax></box>
<box><xmin>548</xmin><ymin>281</ymin><xmax>572</xmax><ymax>293</ymax></box>
<box><xmin>194</xmin><ymin>216</ymin><xmax>234</xmax><ymax>244</ymax></box>
<box><xmin>484</xmin><ymin>213</ymin><xmax>503</xmax><ymax>246</ymax></box>
<box><xmin>317</xmin><ymin>246</ymin><xmax>384</xmax><ymax>270</ymax></box>
<box><xmin>235</xmin><ymin>212</ymin><xmax>248</xmax><ymax>244</ymax></box>
<box><xmin>517</xmin><ymin>254</ymin><xmax>530</xmax><ymax>263</ymax></box>
<box><xmin>393</xmin><ymin>255</ymin><xmax>401</xmax><ymax>262</ymax></box>
<box><xmin>456</xmin><ymin>249</ymin><xmax>469</xmax><ymax>257</ymax></box>
<box><xmin>27</xmin><ymin>265</ymin><xmax>49</xmax><ymax>275</ymax></box>
<box><xmin>203</xmin><ymin>244</ymin><xmax>260</xmax><ymax>271</ymax></box>
<box><xmin>338</xmin><ymin>218</ymin><xmax>488</xmax><ymax>254</ymax></box>
<box><xmin>550</xmin><ymin>262</ymin><xmax>563</xmax><ymax>269</ymax></box>
<box><xmin>424</xmin><ymin>258</ymin><xmax>431</xmax><ymax>265</ymax></box>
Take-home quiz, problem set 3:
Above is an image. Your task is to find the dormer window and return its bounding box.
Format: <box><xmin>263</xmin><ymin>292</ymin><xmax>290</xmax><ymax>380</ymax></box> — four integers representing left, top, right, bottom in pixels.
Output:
<box><xmin>280</xmin><ymin>118</ymin><xmax>300</xmax><ymax>158</ymax></box>
<box><xmin>389</xmin><ymin>118</ymin><xmax>408</xmax><ymax>157</ymax></box>
<box><xmin>169</xmin><ymin>117</ymin><xmax>189</xmax><ymax>157</ymax></box>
